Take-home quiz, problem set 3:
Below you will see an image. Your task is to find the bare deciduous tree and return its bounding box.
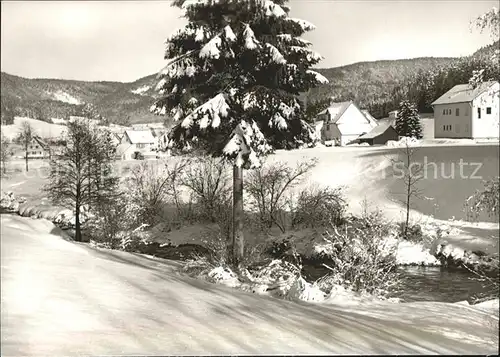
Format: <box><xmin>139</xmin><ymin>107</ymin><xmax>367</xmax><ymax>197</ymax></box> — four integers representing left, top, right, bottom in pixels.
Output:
<box><xmin>246</xmin><ymin>159</ymin><xmax>317</xmax><ymax>233</ymax></box>
<box><xmin>391</xmin><ymin>140</ymin><xmax>424</xmax><ymax>238</ymax></box>
<box><xmin>16</xmin><ymin>121</ymin><xmax>34</xmax><ymax>172</ymax></box>
<box><xmin>44</xmin><ymin>120</ymin><xmax>119</xmax><ymax>242</ymax></box>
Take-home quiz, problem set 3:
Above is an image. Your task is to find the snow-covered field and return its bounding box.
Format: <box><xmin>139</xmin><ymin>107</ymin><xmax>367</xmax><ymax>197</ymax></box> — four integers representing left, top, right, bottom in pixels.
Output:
<box><xmin>1</xmin><ymin>117</ymin><xmax>67</xmax><ymax>140</ymax></box>
<box><xmin>2</xmin><ymin>142</ymin><xmax>498</xmax><ymax>266</ymax></box>
<box><xmin>1</xmin><ymin>214</ymin><xmax>498</xmax><ymax>355</ymax></box>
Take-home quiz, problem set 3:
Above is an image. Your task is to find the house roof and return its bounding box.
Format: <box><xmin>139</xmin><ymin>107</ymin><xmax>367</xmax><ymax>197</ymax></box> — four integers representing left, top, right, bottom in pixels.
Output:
<box><xmin>357</xmin><ymin>123</ymin><xmax>396</xmax><ymax>140</ymax></box>
<box><xmin>124</xmin><ymin>130</ymin><xmax>155</xmax><ymax>144</ymax></box>
<box><xmin>32</xmin><ymin>136</ymin><xmax>49</xmax><ymax>150</ymax></box>
<box><xmin>361</xmin><ymin>109</ymin><xmax>378</xmax><ymax>127</ymax></box>
<box><xmin>318</xmin><ymin>101</ymin><xmax>352</xmax><ymax>123</ymax></box>
<box><xmin>431</xmin><ymin>81</ymin><xmax>498</xmax><ymax>106</ymax></box>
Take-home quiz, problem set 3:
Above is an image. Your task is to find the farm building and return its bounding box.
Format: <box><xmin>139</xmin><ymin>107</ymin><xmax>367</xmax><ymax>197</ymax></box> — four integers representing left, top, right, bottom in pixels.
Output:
<box><xmin>315</xmin><ymin>101</ymin><xmax>377</xmax><ymax>146</ymax></box>
<box><xmin>356</xmin><ymin>123</ymin><xmax>399</xmax><ymax>146</ymax></box>
<box><xmin>25</xmin><ymin>136</ymin><xmax>50</xmax><ymax>159</ymax></box>
<box><xmin>115</xmin><ymin>130</ymin><xmax>156</xmax><ymax>160</ymax></box>
<box><xmin>431</xmin><ymin>81</ymin><xmax>499</xmax><ymax>139</ymax></box>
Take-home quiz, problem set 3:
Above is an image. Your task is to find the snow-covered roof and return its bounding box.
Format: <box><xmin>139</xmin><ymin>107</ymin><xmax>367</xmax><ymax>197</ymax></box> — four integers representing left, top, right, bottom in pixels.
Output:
<box><xmin>357</xmin><ymin>123</ymin><xmax>396</xmax><ymax>140</ymax></box>
<box><xmin>124</xmin><ymin>130</ymin><xmax>155</xmax><ymax>144</ymax></box>
<box><xmin>317</xmin><ymin>101</ymin><xmax>352</xmax><ymax>123</ymax></box>
<box><xmin>431</xmin><ymin>81</ymin><xmax>498</xmax><ymax>105</ymax></box>
<box><xmin>361</xmin><ymin>110</ymin><xmax>378</xmax><ymax>127</ymax></box>
<box><xmin>32</xmin><ymin>135</ymin><xmax>50</xmax><ymax>150</ymax></box>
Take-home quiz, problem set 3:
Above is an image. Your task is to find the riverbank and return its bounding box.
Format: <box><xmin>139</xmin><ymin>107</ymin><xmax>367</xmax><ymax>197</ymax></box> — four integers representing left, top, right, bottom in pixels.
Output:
<box><xmin>1</xmin><ymin>213</ymin><xmax>498</xmax><ymax>355</ymax></box>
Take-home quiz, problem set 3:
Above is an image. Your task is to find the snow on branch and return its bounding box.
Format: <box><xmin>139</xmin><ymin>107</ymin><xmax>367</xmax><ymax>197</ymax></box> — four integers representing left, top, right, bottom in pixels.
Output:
<box><xmin>224</xmin><ymin>25</ymin><xmax>237</xmax><ymax>42</ymax></box>
<box><xmin>287</xmin><ymin>17</ymin><xmax>316</xmax><ymax>31</ymax></box>
<box><xmin>195</xmin><ymin>26</ymin><xmax>209</xmax><ymax>42</ymax></box>
<box><xmin>261</xmin><ymin>0</ymin><xmax>287</xmax><ymax>17</ymax></box>
<box><xmin>181</xmin><ymin>0</ymin><xmax>215</xmax><ymax>15</ymax></box>
<box><xmin>306</xmin><ymin>70</ymin><xmax>329</xmax><ymax>84</ymax></box>
<box><xmin>268</xmin><ymin>101</ymin><xmax>300</xmax><ymax>129</ymax></box>
<box><xmin>181</xmin><ymin>93</ymin><xmax>230</xmax><ymax>129</ymax></box>
<box><xmin>289</xmin><ymin>46</ymin><xmax>323</xmax><ymax>62</ymax></box>
<box><xmin>243</xmin><ymin>25</ymin><xmax>260</xmax><ymax>50</ymax></box>
<box><xmin>223</xmin><ymin>120</ymin><xmax>272</xmax><ymax>168</ymax></box>
<box><xmin>160</xmin><ymin>54</ymin><xmax>198</xmax><ymax>78</ymax></box>
<box><xmin>277</xmin><ymin>34</ymin><xmax>312</xmax><ymax>46</ymax></box>
<box><xmin>266</xmin><ymin>43</ymin><xmax>287</xmax><ymax>64</ymax></box>
<box><xmin>155</xmin><ymin>77</ymin><xmax>168</xmax><ymax>91</ymax></box>
<box><xmin>200</xmin><ymin>35</ymin><xmax>222</xmax><ymax>59</ymax></box>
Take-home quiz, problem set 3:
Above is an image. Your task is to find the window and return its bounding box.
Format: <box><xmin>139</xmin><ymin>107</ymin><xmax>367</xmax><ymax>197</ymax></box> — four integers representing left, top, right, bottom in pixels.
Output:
<box><xmin>443</xmin><ymin>109</ymin><xmax>446</xmax><ymax>115</ymax></box>
<box><xmin>326</xmin><ymin>124</ymin><xmax>330</xmax><ymax>131</ymax></box>
<box><xmin>456</xmin><ymin>108</ymin><xmax>459</xmax><ymax>116</ymax></box>
<box><xmin>486</xmin><ymin>107</ymin><xmax>492</xmax><ymax>114</ymax></box>
<box><xmin>136</xmin><ymin>143</ymin><xmax>145</xmax><ymax>149</ymax></box>
<box><xmin>478</xmin><ymin>107</ymin><xmax>481</xmax><ymax>119</ymax></box>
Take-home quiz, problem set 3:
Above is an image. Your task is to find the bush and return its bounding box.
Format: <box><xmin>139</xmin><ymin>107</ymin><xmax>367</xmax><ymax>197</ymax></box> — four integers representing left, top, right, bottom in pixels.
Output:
<box><xmin>397</xmin><ymin>222</ymin><xmax>425</xmax><ymax>243</ymax></box>
<box><xmin>246</xmin><ymin>159</ymin><xmax>317</xmax><ymax>233</ymax></box>
<box><xmin>316</xmin><ymin>213</ymin><xmax>401</xmax><ymax>298</ymax></box>
<box><xmin>291</xmin><ymin>186</ymin><xmax>347</xmax><ymax>229</ymax></box>
<box><xmin>465</xmin><ymin>177</ymin><xmax>500</xmax><ymax>222</ymax></box>
<box><xmin>87</xmin><ymin>198</ymin><xmax>131</xmax><ymax>249</ymax></box>
<box><xmin>180</xmin><ymin>156</ymin><xmax>232</xmax><ymax>237</ymax></box>
<box><xmin>126</xmin><ymin>160</ymin><xmax>188</xmax><ymax>226</ymax></box>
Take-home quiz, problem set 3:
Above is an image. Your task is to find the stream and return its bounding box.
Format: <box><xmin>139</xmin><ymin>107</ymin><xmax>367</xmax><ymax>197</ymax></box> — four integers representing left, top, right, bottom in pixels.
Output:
<box><xmin>0</xmin><ymin>210</ymin><xmax>496</xmax><ymax>304</ymax></box>
<box><xmin>302</xmin><ymin>264</ymin><xmax>496</xmax><ymax>303</ymax></box>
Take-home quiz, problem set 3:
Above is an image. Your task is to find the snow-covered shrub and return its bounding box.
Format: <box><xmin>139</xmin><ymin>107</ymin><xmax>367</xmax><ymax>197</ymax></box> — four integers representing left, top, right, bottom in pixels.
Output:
<box><xmin>207</xmin><ymin>266</ymin><xmax>241</xmax><ymax>288</ymax></box>
<box><xmin>86</xmin><ymin>197</ymin><xmax>134</xmax><ymax>249</ymax></box>
<box><xmin>291</xmin><ymin>185</ymin><xmax>347</xmax><ymax>229</ymax></box>
<box><xmin>397</xmin><ymin>222</ymin><xmax>430</xmax><ymax>244</ymax></box>
<box><xmin>316</xmin><ymin>213</ymin><xmax>402</xmax><ymax>298</ymax></box>
<box><xmin>0</xmin><ymin>191</ymin><xmax>26</xmax><ymax>212</ymax></box>
<box><xmin>464</xmin><ymin>177</ymin><xmax>500</xmax><ymax>223</ymax></box>
<box><xmin>246</xmin><ymin>159</ymin><xmax>317</xmax><ymax>232</ymax></box>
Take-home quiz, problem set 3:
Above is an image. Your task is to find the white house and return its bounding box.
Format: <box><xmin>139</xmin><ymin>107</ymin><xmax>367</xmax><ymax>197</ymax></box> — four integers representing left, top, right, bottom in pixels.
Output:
<box><xmin>25</xmin><ymin>136</ymin><xmax>50</xmax><ymax>159</ymax></box>
<box><xmin>115</xmin><ymin>130</ymin><xmax>156</xmax><ymax>160</ymax></box>
<box><xmin>315</xmin><ymin>101</ymin><xmax>377</xmax><ymax>146</ymax></box>
<box><xmin>431</xmin><ymin>81</ymin><xmax>499</xmax><ymax>139</ymax></box>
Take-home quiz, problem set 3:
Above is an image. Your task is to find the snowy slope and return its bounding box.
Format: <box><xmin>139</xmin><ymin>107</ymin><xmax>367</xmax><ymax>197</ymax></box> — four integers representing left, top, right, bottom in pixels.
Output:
<box><xmin>0</xmin><ymin>117</ymin><xmax>67</xmax><ymax>140</ymax></box>
<box><xmin>1</xmin><ymin>214</ymin><xmax>497</xmax><ymax>355</ymax></box>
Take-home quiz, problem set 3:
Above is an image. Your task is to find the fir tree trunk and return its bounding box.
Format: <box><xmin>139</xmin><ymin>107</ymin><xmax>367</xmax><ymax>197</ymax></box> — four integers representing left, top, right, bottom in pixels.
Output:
<box><xmin>232</xmin><ymin>165</ymin><xmax>244</xmax><ymax>266</ymax></box>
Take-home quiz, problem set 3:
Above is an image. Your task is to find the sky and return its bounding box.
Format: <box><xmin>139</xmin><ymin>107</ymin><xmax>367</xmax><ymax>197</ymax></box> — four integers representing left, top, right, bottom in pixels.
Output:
<box><xmin>1</xmin><ymin>0</ymin><xmax>498</xmax><ymax>82</ymax></box>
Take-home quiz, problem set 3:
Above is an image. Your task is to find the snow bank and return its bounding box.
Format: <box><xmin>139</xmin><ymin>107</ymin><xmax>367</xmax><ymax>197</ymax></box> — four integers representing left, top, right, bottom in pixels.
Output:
<box><xmin>386</xmin><ymin>136</ymin><xmax>420</xmax><ymax>148</ymax></box>
<box><xmin>396</xmin><ymin>239</ymin><xmax>441</xmax><ymax>266</ymax></box>
<box><xmin>207</xmin><ymin>266</ymin><xmax>241</xmax><ymax>288</ymax></box>
<box><xmin>1</xmin><ymin>191</ymin><xmax>26</xmax><ymax>212</ymax></box>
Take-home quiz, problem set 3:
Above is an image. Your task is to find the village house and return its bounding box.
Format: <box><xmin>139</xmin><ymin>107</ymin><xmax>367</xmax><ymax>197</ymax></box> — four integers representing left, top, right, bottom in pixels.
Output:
<box><xmin>115</xmin><ymin>130</ymin><xmax>156</xmax><ymax>160</ymax></box>
<box><xmin>315</xmin><ymin>101</ymin><xmax>377</xmax><ymax>146</ymax></box>
<box><xmin>25</xmin><ymin>136</ymin><xmax>50</xmax><ymax>159</ymax></box>
<box><xmin>431</xmin><ymin>81</ymin><xmax>499</xmax><ymax>139</ymax></box>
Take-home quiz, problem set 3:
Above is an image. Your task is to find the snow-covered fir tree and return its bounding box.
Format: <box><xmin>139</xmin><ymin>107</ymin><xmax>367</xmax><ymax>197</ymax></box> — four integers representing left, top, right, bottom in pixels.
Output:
<box><xmin>151</xmin><ymin>0</ymin><xmax>328</xmax><ymax>264</ymax></box>
<box><xmin>395</xmin><ymin>100</ymin><xmax>422</xmax><ymax>139</ymax></box>
<box><xmin>151</xmin><ymin>0</ymin><xmax>328</xmax><ymax>168</ymax></box>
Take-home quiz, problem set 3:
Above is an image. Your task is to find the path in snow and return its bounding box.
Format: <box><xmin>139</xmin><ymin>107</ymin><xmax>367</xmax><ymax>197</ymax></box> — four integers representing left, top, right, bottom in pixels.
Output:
<box><xmin>1</xmin><ymin>214</ymin><xmax>497</xmax><ymax>355</ymax></box>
